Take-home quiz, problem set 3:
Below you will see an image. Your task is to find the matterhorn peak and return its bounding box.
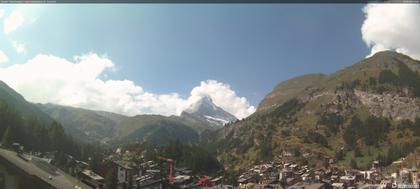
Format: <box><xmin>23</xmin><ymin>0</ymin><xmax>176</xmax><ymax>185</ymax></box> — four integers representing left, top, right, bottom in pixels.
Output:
<box><xmin>182</xmin><ymin>96</ymin><xmax>237</xmax><ymax>128</ymax></box>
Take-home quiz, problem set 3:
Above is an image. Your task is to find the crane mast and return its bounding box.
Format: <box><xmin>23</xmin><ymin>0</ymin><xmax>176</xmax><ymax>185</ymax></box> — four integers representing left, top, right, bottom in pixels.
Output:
<box><xmin>158</xmin><ymin>156</ymin><xmax>175</xmax><ymax>188</ymax></box>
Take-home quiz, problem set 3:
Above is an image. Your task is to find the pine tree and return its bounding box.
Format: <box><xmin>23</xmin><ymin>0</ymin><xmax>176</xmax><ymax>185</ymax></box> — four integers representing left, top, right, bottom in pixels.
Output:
<box><xmin>335</xmin><ymin>150</ymin><xmax>344</xmax><ymax>161</ymax></box>
<box><xmin>343</xmin><ymin>126</ymin><xmax>356</xmax><ymax>148</ymax></box>
<box><xmin>1</xmin><ymin>126</ymin><xmax>13</xmax><ymax>148</ymax></box>
<box><xmin>354</xmin><ymin>146</ymin><xmax>362</xmax><ymax>157</ymax></box>
<box><xmin>350</xmin><ymin>158</ymin><xmax>358</xmax><ymax>169</ymax></box>
<box><xmin>48</xmin><ymin>121</ymin><xmax>66</xmax><ymax>152</ymax></box>
<box><xmin>104</xmin><ymin>168</ymin><xmax>117</xmax><ymax>189</ymax></box>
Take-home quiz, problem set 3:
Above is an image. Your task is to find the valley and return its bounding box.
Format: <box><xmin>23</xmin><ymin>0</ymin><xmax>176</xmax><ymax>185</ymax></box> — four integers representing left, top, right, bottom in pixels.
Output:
<box><xmin>1</xmin><ymin>51</ymin><xmax>420</xmax><ymax>189</ymax></box>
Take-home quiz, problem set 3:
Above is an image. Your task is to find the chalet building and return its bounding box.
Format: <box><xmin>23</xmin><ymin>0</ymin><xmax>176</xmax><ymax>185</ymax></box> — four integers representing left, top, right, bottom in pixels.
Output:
<box><xmin>339</xmin><ymin>175</ymin><xmax>356</xmax><ymax>187</ymax></box>
<box><xmin>411</xmin><ymin>162</ymin><xmax>418</xmax><ymax>186</ymax></box>
<box><xmin>279</xmin><ymin>168</ymin><xmax>293</xmax><ymax>180</ymax></box>
<box><xmin>114</xmin><ymin>161</ymin><xmax>137</xmax><ymax>189</ymax></box>
<box><xmin>0</xmin><ymin>148</ymin><xmax>91</xmax><ymax>189</ymax></box>
<box><xmin>331</xmin><ymin>182</ymin><xmax>345</xmax><ymax>189</ymax></box>
<box><xmin>79</xmin><ymin>169</ymin><xmax>104</xmax><ymax>189</ymax></box>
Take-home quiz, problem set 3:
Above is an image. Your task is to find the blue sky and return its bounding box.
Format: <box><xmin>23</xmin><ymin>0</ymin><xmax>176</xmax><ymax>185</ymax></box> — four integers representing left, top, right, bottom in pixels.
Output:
<box><xmin>1</xmin><ymin>4</ymin><xmax>417</xmax><ymax>118</ymax></box>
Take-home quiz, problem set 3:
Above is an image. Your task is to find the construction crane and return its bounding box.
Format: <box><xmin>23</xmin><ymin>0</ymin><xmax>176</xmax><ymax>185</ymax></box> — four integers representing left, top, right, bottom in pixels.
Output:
<box><xmin>158</xmin><ymin>156</ymin><xmax>175</xmax><ymax>187</ymax></box>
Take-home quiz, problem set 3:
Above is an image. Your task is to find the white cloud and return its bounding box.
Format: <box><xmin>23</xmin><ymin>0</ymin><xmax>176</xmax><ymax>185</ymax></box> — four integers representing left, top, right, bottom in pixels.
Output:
<box><xmin>11</xmin><ymin>41</ymin><xmax>25</xmax><ymax>54</ymax></box>
<box><xmin>184</xmin><ymin>80</ymin><xmax>256</xmax><ymax>119</ymax></box>
<box><xmin>0</xmin><ymin>51</ymin><xmax>8</xmax><ymax>64</ymax></box>
<box><xmin>0</xmin><ymin>53</ymin><xmax>255</xmax><ymax>118</ymax></box>
<box><xmin>4</xmin><ymin>10</ymin><xmax>24</xmax><ymax>34</ymax></box>
<box><xmin>361</xmin><ymin>4</ymin><xmax>420</xmax><ymax>59</ymax></box>
<box><xmin>0</xmin><ymin>9</ymin><xmax>5</xmax><ymax>19</ymax></box>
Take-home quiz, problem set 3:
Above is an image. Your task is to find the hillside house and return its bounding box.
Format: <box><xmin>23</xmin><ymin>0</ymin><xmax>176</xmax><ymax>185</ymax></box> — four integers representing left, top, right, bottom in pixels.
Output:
<box><xmin>79</xmin><ymin>169</ymin><xmax>104</xmax><ymax>189</ymax></box>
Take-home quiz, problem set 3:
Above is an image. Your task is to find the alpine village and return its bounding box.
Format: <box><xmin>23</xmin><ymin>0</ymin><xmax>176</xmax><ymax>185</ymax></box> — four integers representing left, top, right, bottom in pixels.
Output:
<box><xmin>2</xmin><ymin>51</ymin><xmax>420</xmax><ymax>189</ymax></box>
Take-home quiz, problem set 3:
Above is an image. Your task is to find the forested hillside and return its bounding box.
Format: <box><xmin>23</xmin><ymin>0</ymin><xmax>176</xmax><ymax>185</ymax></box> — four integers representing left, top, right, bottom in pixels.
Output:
<box><xmin>0</xmin><ymin>83</ymin><xmax>103</xmax><ymax>171</ymax></box>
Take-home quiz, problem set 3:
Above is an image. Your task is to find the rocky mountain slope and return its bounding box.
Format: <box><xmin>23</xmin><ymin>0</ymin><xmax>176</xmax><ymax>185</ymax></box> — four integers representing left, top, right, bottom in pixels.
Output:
<box><xmin>117</xmin><ymin>117</ymin><xmax>199</xmax><ymax>145</ymax></box>
<box><xmin>36</xmin><ymin>104</ymin><xmax>200</xmax><ymax>145</ymax></box>
<box><xmin>36</xmin><ymin>96</ymin><xmax>234</xmax><ymax>145</ymax></box>
<box><xmin>36</xmin><ymin>103</ymin><xmax>127</xmax><ymax>143</ymax></box>
<box><xmin>180</xmin><ymin>96</ymin><xmax>237</xmax><ymax>130</ymax></box>
<box><xmin>215</xmin><ymin>51</ymin><xmax>420</xmax><ymax>171</ymax></box>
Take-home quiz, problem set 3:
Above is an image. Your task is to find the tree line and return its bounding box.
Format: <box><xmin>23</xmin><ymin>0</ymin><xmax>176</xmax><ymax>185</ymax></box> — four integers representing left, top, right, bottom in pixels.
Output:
<box><xmin>0</xmin><ymin>99</ymin><xmax>103</xmax><ymax>170</ymax></box>
<box><xmin>343</xmin><ymin>116</ymin><xmax>390</xmax><ymax>148</ymax></box>
<box><xmin>377</xmin><ymin>63</ymin><xmax>420</xmax><ymax>97</ymax></box>
<box><xmin>123</xmin><ymin>140</ymin><xmax>223</xmax><ymax>175</ymax></box>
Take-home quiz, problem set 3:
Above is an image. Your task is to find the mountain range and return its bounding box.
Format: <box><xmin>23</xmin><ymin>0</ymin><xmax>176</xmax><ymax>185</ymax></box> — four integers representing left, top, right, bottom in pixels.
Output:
<box><xmin>35</xmin><ymin>94</ymin><xmax>237</xmax><ymax>145</ymax></box>
<box><xmin>1</xmin><ymin>50</ymin><xmax>420</xmax><ymax>172</ymax></box>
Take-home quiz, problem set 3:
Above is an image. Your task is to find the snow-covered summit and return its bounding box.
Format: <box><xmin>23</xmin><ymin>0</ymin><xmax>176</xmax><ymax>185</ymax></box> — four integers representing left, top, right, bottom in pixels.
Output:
<box><xmin>181</xmin><ymin>96</ymin><xmax>237</xmax><ymax>128</ymax></box>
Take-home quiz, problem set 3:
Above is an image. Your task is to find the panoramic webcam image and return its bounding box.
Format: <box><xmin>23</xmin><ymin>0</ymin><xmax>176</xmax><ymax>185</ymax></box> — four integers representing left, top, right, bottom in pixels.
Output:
<box><xmin>0</xmin><ymin>3</ymin><xmax>419</xmax><ymax>189</ymax></box>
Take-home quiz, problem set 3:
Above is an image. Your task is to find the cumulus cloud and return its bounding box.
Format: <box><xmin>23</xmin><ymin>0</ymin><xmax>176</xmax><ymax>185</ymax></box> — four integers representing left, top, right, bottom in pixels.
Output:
<box><xmin>4</xmin><ymin>10</ymin><xmax>24</xmax><ymax>34</ymax></box>
<box><xmin>0</xmin><ymin>9</ymin><xmax>4</xmax><ymax>19</ymax></box>
<box><xmin>0</xmin><ymin>51</ymin><xmax>8</xmax><ymax>64</ymax></box>
<box><xmin>361</xmin><ymin>4</ymin><xmax>420</xmax><ymax>59</ymax></box>
<box><xmin>0</xmin><ymin>53</ymin><xmax>255</xmax><ymax>118</ymax></box>
<box><xmin>185</xmin><ymin>80</ymin><xmax>256</xmax><ymax>119</ymax></box>
<box><xmin>11</xmin><ymin>41</ymin><xmax>25</xmax><ymax>54</ymax></box>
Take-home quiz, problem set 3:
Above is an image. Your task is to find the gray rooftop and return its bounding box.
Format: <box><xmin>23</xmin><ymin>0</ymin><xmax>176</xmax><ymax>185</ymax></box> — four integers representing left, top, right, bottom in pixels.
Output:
<box><xmin>289</xmin><ymin>182</ymin><xmax>325</xmax><ymax>189</ymax></box>
<box><xmin>0</xmin><ymin>148</ymin><xmax>92</xmax><ymax>189</ymax></box>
